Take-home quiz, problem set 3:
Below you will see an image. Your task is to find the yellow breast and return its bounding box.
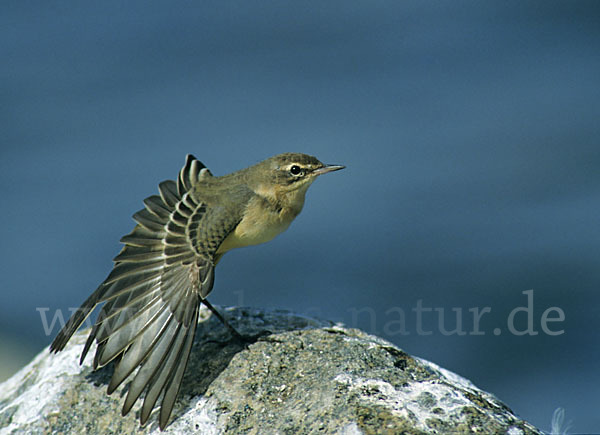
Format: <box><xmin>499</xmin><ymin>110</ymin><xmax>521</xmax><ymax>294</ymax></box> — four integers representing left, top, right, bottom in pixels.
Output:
<box><xmin>216</xmin><ymin>196</ymin><xmax>297</xmax><ymax>254</ymax></box>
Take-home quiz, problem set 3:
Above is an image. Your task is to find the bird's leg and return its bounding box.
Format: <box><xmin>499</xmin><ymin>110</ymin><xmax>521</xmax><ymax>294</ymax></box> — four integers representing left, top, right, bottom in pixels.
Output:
<box><xmin>200</xmin><ymin>298</ymin><xmax>244</xmax><ymax>340</ymax></box>
<box><xmin>201</xmin><ymin>298</ymin><xmax>269</xmax><ymax>344</ymax></box>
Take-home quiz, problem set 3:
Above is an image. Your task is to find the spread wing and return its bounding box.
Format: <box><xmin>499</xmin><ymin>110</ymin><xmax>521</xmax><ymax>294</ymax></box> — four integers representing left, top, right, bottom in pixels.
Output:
<box><xmin>50</xmin><ymin>154</ymin><xmax>241</xmax><ymax>429</ymax></box>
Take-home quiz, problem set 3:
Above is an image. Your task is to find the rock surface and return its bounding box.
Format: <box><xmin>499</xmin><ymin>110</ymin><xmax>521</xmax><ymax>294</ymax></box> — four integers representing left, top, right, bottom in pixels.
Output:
<box><xmin>0</xmin><ymin>307</ymin><xmax>541</xmax><ymax>434</ymax></box>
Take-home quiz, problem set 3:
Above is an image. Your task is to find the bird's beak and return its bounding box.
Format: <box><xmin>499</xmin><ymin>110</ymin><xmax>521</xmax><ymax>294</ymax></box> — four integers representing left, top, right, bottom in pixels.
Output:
<box><xmin>313</xmin><ymin>164</ymin><xmax>345</xmax><ymax>176</ymax></box>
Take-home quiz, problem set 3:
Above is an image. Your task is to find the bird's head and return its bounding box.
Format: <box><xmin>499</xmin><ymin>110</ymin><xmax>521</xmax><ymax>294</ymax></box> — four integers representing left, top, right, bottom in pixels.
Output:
<box><xmin>249</xmin><ymin>153</ymin><xmax>344</xmax><ymax>209</ymax></box>
<box><xmin>260</xmin><ymin>152</ymin><xmax>344</xmax><ymax>192</ymax></box>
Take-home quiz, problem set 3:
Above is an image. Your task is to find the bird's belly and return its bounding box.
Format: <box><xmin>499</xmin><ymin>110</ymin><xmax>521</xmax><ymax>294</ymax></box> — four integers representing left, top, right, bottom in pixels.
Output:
<box><xmin>217</xmin><ymin>208</ymin><xmax>294</xmax><ymax>254</ymax></box>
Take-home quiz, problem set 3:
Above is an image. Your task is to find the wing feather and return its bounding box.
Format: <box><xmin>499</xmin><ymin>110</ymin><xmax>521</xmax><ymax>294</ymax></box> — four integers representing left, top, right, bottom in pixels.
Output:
<box><xmin>143</xmin><ymin>195</ymin><xmax>171</xmax><ymax>219</ymax></box>
<box><xmin>158</xmin><ymin>180</ymin><xmax>179</xmax><ymax>208</ymax></box>
<box><xmin>121</xmin><ymin>312</ymin><xmax>181</xmax><ymax>415</ymax></box>
<box><xmin>104</xmin><ymin>260</ymin><xmax>165</xmax><ymax>286</ymax></box>
<box><xmin>139</xmin><ymin>321</ymin><xmax>186</xmax><ymax>425</ymax></box>
<box><xmin>159</xmin><ymin>307</ymin><xmax>198</xmax><ymax>429</ymax></box>
<box><xmin>133</xmin><ymin>209</ymin><xmax>166</xmax><ymax>232</ymax></box>
<box><xmin>106</xmin><ymin>307</ymin><xmax>173</xmax><ymax>393</ymax></box>
<box><xmin>95</xmin><ymin>291</ymin><xmax>164</xmax><ymax>357</ymax></box>
<box><xmin>140</xmin><ymin>300</ymin><xmax>198</xmax><ymax>426</ymax></box>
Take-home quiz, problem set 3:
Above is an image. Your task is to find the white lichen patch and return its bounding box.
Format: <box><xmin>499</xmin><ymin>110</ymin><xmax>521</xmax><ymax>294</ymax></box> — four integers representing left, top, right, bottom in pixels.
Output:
<box><xmin>168</xmin><ymin>396</ymin><xmax>220</xmax><ymax>434</ymax></box>
<box><xmin>0</xmin><ymin>333</ymin><xmax>88</xmax><ymax>433</ymax></box>
<box><xmin>334</xmin><ymin>358</ymin><xmax>526</xmax><ymax>434</ymax></box>
<box><xmin>334</xmin><ymin>372</ymin><xmax>474</xmax><ymax>432</ymax></box>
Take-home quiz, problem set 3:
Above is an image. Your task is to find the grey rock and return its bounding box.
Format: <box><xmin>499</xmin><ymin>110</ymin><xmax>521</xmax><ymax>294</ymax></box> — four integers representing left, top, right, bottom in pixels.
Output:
<box><xmin>0</xmin><ymin>307</ymin><xmax>541</xmax><ymax>434</ymax></box>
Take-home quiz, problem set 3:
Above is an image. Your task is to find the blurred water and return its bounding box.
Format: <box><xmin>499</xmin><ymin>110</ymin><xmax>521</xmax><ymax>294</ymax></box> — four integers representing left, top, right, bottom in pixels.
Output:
<box><xmin>1</xmin><ymin>1</ymin><xmax>599</xmax><ymax>431</ymax></box>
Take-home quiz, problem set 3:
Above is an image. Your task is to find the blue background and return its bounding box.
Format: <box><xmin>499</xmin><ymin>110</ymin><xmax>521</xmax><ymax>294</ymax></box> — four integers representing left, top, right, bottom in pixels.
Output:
<box><xmin>2</xmin><ymin>1</ymin><xmax>599</xmax><ymax>431</ymax></box>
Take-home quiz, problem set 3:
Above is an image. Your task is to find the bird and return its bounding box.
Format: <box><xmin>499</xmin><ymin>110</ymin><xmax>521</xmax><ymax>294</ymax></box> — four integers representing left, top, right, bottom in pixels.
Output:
<box><xmin>50</xmin><ymin>152</ymin><xmax>344</xmax><ymax>429</ymax></box>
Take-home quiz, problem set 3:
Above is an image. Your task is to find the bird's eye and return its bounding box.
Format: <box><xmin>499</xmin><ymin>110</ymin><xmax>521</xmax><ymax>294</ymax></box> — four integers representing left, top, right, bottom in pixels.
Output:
<box><xmin>290</xmin><ymin>165</ymin><xmax>302</xmax><ymax>176</ymax></box>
